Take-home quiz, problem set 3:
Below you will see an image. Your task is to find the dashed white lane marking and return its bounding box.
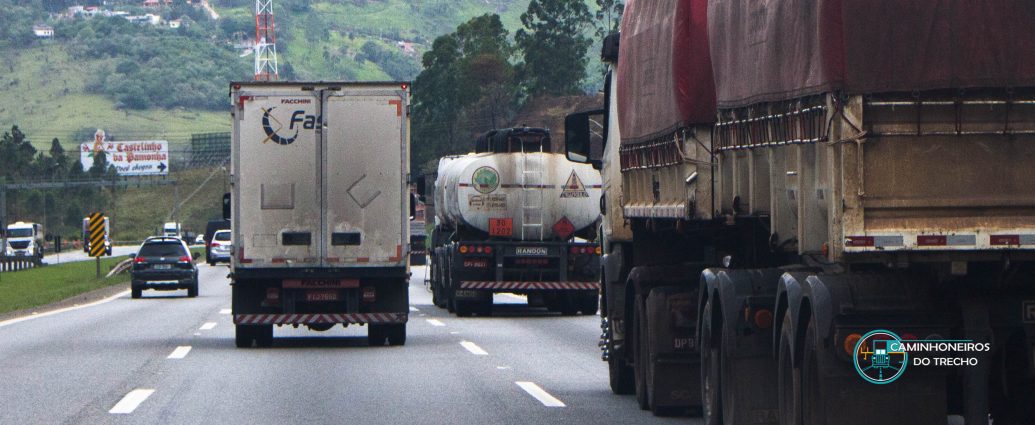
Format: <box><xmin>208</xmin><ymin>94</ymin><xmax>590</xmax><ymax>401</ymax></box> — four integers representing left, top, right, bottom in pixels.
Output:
<box><xmin>426</xmin><ymin>319</ymin><xmax>445</xmax><ymax>327</ymax></box>
<box><xmin>497</xmin><ymin>366</ymin><xmax>511</xmax><ymax>370</ymax></box>
<box><xmin>460</xmin><ymin>340</ymin><xmax>488</xmax><ymax>355</ymax></box>
<box><xmin>409</xmin><ymin>306</ymin><xmax>419</xmax><ymax>312</ymax></box>
<box><xmin>449</xmin><ymin>331</ymin><xmax>460</xmax><ymax>335</ymax></box>
<box><xmin>516</xmin><ymin>382</ymin><xmax>566</xmax><ymax>407</ymax></box>
<box><xmin>109</xmin><ymin>389</ymin><xmax>155</xmax><ymax>414</ymax></box>
<box><xmin>199</xmin><ymin>322</ymin><xmax>217</xmax><ymax>330</ymax></box>
<box><xmin>0</xmin><ymin>290</ymin><xmax>130</xmax><ymax>328</ymax></box>
<box><xmin>167</xmin><ymin>346</ymin><xmax>192</xmax><ymax>359</ymax></box>
<box><xmin>219</xmin><ymin>309</ymin><xmax>231</xmax><ymax>315</ymax></box>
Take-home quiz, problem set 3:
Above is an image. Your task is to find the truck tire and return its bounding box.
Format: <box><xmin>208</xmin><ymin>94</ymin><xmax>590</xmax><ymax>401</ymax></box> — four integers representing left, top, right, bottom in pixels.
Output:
<box><xmin>235</xmin><ymin>325</ymin><xmax>255</xmax><ymax>348</ymax></box>
<box><xmin>801</xmin><ymin>319</ymin><xmax>821</xmax><ymax>425</ymax></box>
<box><xmin>368</xmin><ymin>324</ymin><xmax>388</xmax><ymax>346</ymax></box>
<box><xmin>386</xmin><ymin>324</ymin><xmax>406</xmax><ymax>346</ymax></box>
<box><xmin>777</xmin><ymin>314</ymin><xmax>801</xmax><ymax>425</ymax></box>
<box><xmin>454</xmin><ymin>299</ymin><xmax>474</xmax><ymax>317</ymax></box>
<box><xmin>609</xmin><ymin>344</ymin><xmax>635</xmax><ymax>395</ymax></box>
<box><xmin>634</xmin><ymin>295</ymin><xmax>649</xmax><ymax>410</ymax></box>
<box><xmin>131</xmin><ymin>287</ymin><xmax>143</xmax><ymax>299</ymax></box>
<box><xmin>579</xmin><ymin>293</ymin><xmax>599</xmax><ymax>315</ymax></box>
<box><xmin>700</xmin><ymin>296</ymin><xmax>721</xmax><ymax>425</ymax></box>
<box><xmin>477</xmin><ymin>298</ymin><xmax>493</xmax><ymax>316</ymax></box>
<box><xmin>255</xmin><ymin>325</ymin><xmax>274</xmax><ymax>347</ymax></box>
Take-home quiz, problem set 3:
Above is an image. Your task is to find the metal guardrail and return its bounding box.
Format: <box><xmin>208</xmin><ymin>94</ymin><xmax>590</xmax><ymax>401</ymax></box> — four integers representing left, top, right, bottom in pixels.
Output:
<box><xmin>0</xmin><ymin>256</ymin><xmax>42</xmax><ymax>273</ymax></box>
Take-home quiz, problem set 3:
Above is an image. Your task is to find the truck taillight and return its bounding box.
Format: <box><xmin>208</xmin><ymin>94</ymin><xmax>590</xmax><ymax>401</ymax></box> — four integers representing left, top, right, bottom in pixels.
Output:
<box><xmin>459</xmin><ymin>245</ymin><xmax>469</xmax><ymax>254</ymax></box>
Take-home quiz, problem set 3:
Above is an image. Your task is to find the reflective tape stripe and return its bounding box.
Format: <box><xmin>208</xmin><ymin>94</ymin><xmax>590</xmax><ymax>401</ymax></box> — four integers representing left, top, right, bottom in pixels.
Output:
<box><xmin>234</xmin><ymin>313</ymin><xmax>408</xmax><ymax>324</ymax></box>
<box><xmin>459</xmin><ymin>281</ymin><xmax>600</xmax><ymax>290</ymax></box>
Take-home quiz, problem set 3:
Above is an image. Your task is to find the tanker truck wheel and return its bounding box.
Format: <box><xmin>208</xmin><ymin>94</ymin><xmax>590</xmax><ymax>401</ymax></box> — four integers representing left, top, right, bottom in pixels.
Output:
<box><xmin>454</xmin><ymin>299</ymin><xmax>473</xmax><ymax>317</ymax></box>
<box><xmin>700</xmin><ymin>297</ymin><xmax>722</xmax><ymax>425</ymax></box>
<box><xmin>579</xmin><ymin>292</ymin><xmax>599</xmax><ymax>315</ymax></box>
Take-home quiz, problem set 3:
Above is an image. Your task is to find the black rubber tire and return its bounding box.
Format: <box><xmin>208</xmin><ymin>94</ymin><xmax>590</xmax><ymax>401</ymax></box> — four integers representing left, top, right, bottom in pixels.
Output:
<box><xmin>801</xmin><ymin>319</ymin><xmax>821</xmax><ymax>425</ymax></box>
<box><xmin>131</xmin><ymin>287</ymin><xmax>142</xmax><ymax>299</ymax></box>
<box><xmin>477</xmin><ymin>298</ymin><xmax>493</xmax><ymax>316</ymax></box>
<box><xmin>235</xmin><ymin>325</ymin><xmax>254</xmax><ymax>348</ymax></box>
<box><xmin>254</xmin><ymin>324</ymin><xmax>274</xmax><ymax>347</ymax></box>
<box><xmin>778</xmin><ymin>314</ymin><xmax>802</xmax><ymax>425</ymax></box>
<box><xmin>559</xmin><ymin>295</ymin><xmax>579</xmax><ymax>316</ymax></box>
<box><xmin>386</xmin><ymin>324</ymin><xmax>406</xmax><ymax>346</ymax></box>
<box><xmin>187</xmin><ymin>279</ymin><xmax>199</xmax><ymax>297</ymax></box>
<box><xmin>701</xmin><ymin>297</ymin><xmax>722</xmax><ymax>425</ymax></box>
<box><xmin>454</xmin><ymin>299</ymin><xmax>474</xmax><ymax>317</ymax></box>
<box><xmin>368</xmin><ymin>324</ymin><xmax>388</xmax><ymax>346</ymax></box>
<box><xmin>207</xmin><ymin>260</ymin><xmax>215</xmax><ymax>266</ymax></box>
<box><xmin>635</xmin><ymin>297</ymin><xmax>650</xmax><ymax>410</ymax></box>
<box><xmin>609</xmin><ymin>342</ymin><xmax>636</xmax><ymax>394</ymax></box>
<box><xmin>579</xmin><ymin>293</ymin><xmax>600</xmax><ymax>315</ymax></box>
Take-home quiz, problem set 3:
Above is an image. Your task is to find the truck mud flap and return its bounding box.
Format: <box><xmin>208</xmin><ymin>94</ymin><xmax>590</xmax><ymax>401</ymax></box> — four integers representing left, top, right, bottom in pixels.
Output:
<box><xmin>646</xmin><ymin>286</ymin><xmax>700</xmax><ymax>412</ymax></box>
<box><xmin>234</xmin><ymin>313</ymin><xmax>408</xmax><ymax>325</ymax></box>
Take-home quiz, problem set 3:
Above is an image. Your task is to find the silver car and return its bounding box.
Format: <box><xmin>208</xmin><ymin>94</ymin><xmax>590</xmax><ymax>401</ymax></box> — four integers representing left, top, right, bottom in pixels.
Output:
<box><xmin>207</xmin><ymin>229</ymin><xmax>232</xmax><ymax>265</ymax></box>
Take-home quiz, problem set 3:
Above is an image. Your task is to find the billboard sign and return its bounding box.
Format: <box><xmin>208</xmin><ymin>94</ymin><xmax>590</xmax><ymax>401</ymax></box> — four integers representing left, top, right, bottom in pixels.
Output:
<box><xmin>80</xmin><ymin>130</ymin><xmax>169</xmax><ymax>176</ymax></box>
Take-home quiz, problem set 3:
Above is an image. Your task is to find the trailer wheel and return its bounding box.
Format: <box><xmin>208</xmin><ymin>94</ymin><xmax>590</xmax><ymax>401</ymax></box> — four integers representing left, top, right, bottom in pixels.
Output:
<box><xmin>608</xmin><ymin>339</ymin><xmax>635</xmax><ymax>394</ymax></box>
<box><xmin>255</xmin><ymin>325</ymin><xmax>273</xmax><ymax>347</ymax></box>
<box><xmin>131</xmin><ymin>284</ymin><xmax>142</xmax><ymax>299</ymax></box>
<box><xmin>634</xmin><ymin>296</ymin><xmax>649</xmax><ymax>410</ymax></box>
<box><xmin>454</xmin><ymin>299</ymin><xmax>474</xmax><ymax>317</ymax></box>
<box><xmin>801</xmin><ymin>318</ymin><xmax>821</xmax><ymax>425</ymax></box>
<box><xmin>477</xmin><ymin>298</ymin><xmax>493</xmax><ymax>316</ymax></box>
<box><xmin>579</xmin><ymin>293</ymin><xmax>599</xmax><ymax>315</ymax></box>
<box><xmin>368</xmin><ymin>324</ymin><xmax>388</xmax><ymax>346</ymax></box>
<box><xmin>700</xmin><ymin>297</ymin><xmax>722</xmax><ymax>425</ymax></box>
<box><xmin>386</xmin><ymin>324</ymin><xmax>406</xmax><ymax>346</ymax></box>
<box><xmin>777</xmin><ymin>314</ymin><xmax>801</xmax><ymax>425</ymax></box>
<box><xmin>235</xmin><ymin>325</ymin><xmax>253</xmax><ymax>348</ymax></box>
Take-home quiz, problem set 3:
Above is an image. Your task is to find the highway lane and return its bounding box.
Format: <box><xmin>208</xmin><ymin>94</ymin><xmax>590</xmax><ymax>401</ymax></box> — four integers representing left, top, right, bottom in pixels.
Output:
<box><xmin>0</xmin><ymin>264</ymin><xmax>693</xmax><ymax>424</ymax></box>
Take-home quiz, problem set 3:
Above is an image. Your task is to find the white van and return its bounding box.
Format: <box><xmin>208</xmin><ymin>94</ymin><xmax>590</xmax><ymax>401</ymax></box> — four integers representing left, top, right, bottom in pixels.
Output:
<box><xmin>5</xmin><ymin>222</ymin><xmax>45</xmax><ymax>260</ymax></box>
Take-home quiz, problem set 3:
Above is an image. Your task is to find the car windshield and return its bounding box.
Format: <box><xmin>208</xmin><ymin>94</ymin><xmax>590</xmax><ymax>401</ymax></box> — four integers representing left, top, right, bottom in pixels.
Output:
<box><xmin>214</xmin><ymin>231</ymin><xmax>231</xmax><ymax>241</ymax></box>
<box><xmin>7</xmin><ymin>229</ymin><xmax>33</xmax><ymax>237</ymax></box>
<box><xmin>138</xmin><ymin>242</ymin><xmax>185</xmax><ymax>258</ymax></box>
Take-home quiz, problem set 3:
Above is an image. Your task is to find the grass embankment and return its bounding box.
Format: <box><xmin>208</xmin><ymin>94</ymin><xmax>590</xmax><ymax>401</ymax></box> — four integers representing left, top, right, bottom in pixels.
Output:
<box><xmin>112</xmin><ymin>166</ymin><xmax>227</xmax><ymax>242</ymax></box>
<box><xmin>0</xmin><ymin>257</ymin><xmax>129</xmax><ymax>315</ymax></box>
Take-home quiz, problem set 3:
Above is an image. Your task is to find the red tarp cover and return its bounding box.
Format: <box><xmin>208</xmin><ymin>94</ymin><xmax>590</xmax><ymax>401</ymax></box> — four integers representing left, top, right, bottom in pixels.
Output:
<box><xmin>618</xmin><ymin>0</ymin><xmax>716</xmax><ymax>145</ymax></box>
<box><xmin>709</xmin><ymin>0</ymin><xmax>1035</xmax><ymax>109</ymax></box>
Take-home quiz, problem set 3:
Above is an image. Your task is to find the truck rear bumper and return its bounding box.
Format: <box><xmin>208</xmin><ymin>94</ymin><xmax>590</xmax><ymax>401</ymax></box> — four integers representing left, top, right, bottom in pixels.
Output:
<box><xmin>459</xmin><ymin>281</ymin><xmax>600</xmax><ymax>290</ymax></box>
<box><xmin>234</xmin><ymin>312</ymin><xmax>408</xmax><ymax>325</ymax></box>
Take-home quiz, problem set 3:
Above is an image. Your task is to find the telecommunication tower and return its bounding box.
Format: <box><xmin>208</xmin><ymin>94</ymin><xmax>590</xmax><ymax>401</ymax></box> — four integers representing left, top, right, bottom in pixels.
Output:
<box><xmin>254</xmin><ymin>0</ymin><xmax>279</xmax><ymax>80</ymax></box>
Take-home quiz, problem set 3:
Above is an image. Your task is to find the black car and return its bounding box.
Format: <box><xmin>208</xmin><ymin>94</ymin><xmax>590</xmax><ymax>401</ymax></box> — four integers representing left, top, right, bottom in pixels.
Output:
<box><xmin>130</xmin><ymin>237</ymin><xmax>199</xmax><ymax>299</ymax></box>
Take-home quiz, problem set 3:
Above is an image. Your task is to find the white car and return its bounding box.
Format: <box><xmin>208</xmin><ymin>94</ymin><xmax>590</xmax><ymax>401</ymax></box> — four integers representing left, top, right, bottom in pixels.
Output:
<box><xmin>194</xmin><ymin>235</ymin><xmax>205</xmax><ymax>245</ymax></box>
<box><xmin>207</xmin><ymin>230</ymin><xmax>232</xmax><ymax>265</ymax></box>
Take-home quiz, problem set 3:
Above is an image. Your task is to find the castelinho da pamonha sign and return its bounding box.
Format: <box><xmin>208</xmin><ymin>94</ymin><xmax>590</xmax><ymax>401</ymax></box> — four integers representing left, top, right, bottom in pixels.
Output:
<box><xmin>79</xmin><ymin>129</ymin><xmax>169</xmax><ymax>176</ymax></box>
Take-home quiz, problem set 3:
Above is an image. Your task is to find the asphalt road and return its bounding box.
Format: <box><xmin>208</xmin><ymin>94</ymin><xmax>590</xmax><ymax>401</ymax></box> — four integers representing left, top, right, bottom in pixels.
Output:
<box><xmin>0</xmin><ymin>265</ymin><xmax>693</xmax><ymax>424</ymax></box>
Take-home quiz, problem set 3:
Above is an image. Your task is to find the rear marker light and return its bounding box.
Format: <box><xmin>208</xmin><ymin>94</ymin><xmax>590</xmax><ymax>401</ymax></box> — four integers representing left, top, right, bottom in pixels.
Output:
<box><xmin>459</xmin><ymin>245</ymin><xmax>469</xmax><ymax>254</ymax></box>
<box><xmin>844</xmin><ymin>333</ymin><xmax>862</xmax><ymax>356</ymax></box>
<box><xmin>484</xmin><ymin>246</ymin><xmax>492</xmax><ymax>254</ymax></box>
<box><xmin>595</xmin><ymin>246</ymin><xmax>602</xmax><ymax>255</ymax></box>
<box><xmin>753</xmin><ymin>309</ymin><xmax>774</xmax><ymax>329</ymax></box>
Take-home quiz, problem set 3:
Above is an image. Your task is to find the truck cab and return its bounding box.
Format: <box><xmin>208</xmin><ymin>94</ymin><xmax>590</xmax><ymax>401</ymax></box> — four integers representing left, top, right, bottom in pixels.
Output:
<box><xmin>162</xmin><ymin>222</ymin><xmax>181</xmax><ymax>238</ymax></box>
<box><xmin>5</xmin><ymin>222</ymin><xmax>45</xmax><ymax>260</ymax></box>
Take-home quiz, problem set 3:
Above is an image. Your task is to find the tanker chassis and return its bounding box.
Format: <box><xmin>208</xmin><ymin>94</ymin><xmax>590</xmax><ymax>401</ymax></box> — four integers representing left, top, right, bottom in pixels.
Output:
<box><xmin>429</xmin><ymin>127</ymin><xmax>602</xmax><ymax>317</ymax></box>
<box><xmin>565</xmin><ymin>1</ymin><xmax>1035</xmax><ymax>423</ymax></box>
<box><xmin>229</xmin><ymin>81</ymin><xmax>411</xmax><ymax>348</ymax></box>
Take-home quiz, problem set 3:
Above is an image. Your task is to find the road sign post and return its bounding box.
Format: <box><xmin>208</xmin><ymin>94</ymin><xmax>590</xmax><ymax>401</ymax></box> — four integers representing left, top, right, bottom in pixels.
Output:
<box><xmin>88</xmin><ymin>212</ymin><xmax>108</xmax><ymax>278</ymax></box>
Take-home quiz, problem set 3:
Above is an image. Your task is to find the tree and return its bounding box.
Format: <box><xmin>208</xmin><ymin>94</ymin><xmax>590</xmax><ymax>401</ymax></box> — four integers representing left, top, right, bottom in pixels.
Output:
<box><xmin>594</xmin><ymin>0</ymin><xmax>624</xmax><ymax>39</ymax></box>
<box><xmin>515</xmin><ymin>0</ymin><xmax>593</xmax><ymax>97</ymax></box>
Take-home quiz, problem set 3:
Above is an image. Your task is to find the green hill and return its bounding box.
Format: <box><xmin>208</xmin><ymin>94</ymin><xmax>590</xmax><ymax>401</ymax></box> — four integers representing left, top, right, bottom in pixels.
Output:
<box><xmin>1</xmin><ymin>0</ymin><xmax>602</xmax><ymax>150</ymax></box>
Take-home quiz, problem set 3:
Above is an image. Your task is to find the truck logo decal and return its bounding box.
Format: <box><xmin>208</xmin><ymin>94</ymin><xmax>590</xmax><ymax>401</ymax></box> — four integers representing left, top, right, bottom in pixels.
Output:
<box><xmin>472</xmin><ymin>166</ymin><xmax>499</xmax><ymax>194</ymax></box>
<box><xmin>560</xmin><ymin>171</ymin><xmax>589</xmax><ymax>198</ymax></box>
<box><xmin>261</xmin><ymin>107</ymin><xmax>298</xmax><ymax>145</ymax></box>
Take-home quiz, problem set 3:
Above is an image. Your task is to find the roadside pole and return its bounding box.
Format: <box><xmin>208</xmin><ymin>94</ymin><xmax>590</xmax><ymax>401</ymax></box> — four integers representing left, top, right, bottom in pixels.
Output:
<box><xmin>96</xmin><ymin>257</ymin><xmax>100</xmax><ymax>279</ymax></box>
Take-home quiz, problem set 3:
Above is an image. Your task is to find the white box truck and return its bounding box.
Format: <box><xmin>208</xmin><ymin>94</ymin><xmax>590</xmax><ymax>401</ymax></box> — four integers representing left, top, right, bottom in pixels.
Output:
<box><xmin>229</xmin><ymin>81</ymin><xmax>411</xmax><ymax>348</ymax></box>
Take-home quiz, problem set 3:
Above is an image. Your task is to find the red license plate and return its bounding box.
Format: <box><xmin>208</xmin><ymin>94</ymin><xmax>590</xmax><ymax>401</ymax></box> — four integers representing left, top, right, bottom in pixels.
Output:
<box><xmin>305</xmin><ymin>290</ymin><xmax>339</xmax><ymax>302</ymax></box>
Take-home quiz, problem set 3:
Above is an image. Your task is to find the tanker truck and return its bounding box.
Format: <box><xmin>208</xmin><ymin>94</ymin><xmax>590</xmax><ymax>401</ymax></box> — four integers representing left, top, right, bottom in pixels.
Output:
<box><xmin>429</xmin><ymin>127</ymin><xmax>602</xmax><ymax>317</ymax></box>
<box><xmin>565</xmin><ymin>0</ymin><xmax>1035</xmax><ymax>423</ymax></box>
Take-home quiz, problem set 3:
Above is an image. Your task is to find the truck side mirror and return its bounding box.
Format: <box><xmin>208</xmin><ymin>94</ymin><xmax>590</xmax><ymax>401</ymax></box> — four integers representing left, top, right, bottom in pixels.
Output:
<box><xmin>565</xmin><ymin>109</ymin><xmax>605</xmax><ymax>169</ymax></box>
<box><xmin>222</xmin><ymin>193</ymin><xmax>231</xmax><ymax>221</ymax></box>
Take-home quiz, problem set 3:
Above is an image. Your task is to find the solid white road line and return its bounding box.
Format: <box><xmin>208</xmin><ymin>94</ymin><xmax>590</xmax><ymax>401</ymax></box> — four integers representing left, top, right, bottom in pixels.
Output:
<box><xmin>409</xmin><ymin>306</ymin><xmax>419</xmax><ymax>312</ymax></box>
<box><xmin>167</xmin><ymin>346</ymin><xmax>192</xmax><ymax>359</ymax></box>
<box><xmin>109</xmin><ymin>389</ymin><xmax>155</xmax><ymax>414</ymax></box>
<box><xmin>0</xmin><ymin>290</ymin><xmax>130</xmax><ymax>328</ymax></box>
<box><xmin>199</xmin><ymin>322</ymin><xmax>217</xmax><ymax>330</ymax></box>
<box><xmin>460</xmin><ymin>340</ymin><xmax>488</xmax><ymax>355</ymax></box>
<box><xmin>426</xmin><ymin>319</ymin><xmax>445</xmax><ymax>327</ymax></box>
<box><xmin>515</xmin><ymin>382</ymin><xmax>566</xmax><ymax>407</ymax></box>
<box><xmin>219</xmin><ymin>309</ymin><xmax>231</xmax><ymax>315</ymax></box>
